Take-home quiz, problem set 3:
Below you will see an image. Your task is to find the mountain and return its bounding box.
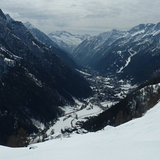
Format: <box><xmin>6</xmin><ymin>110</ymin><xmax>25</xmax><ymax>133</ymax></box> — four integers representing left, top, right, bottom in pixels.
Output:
<box><xmin>95</xmin><ymin>23</ymin><xmax>160</xmax><ymax>84</ymax></box>
<box><xmin>48</xmin><ymin>31</ymin><xmax>91</xmax><ymax>54</ymax></box>
<box><xmin>73</xmin><ymin>23</ymin><xmax>160</xmax><ymax>85</ymax></box>
<box><xmin>1</xmin><ymin>101</ymin><xmax>160</xmax><ymax>160</ymax></box>
<box><xmin>83</xmin><ymin>74</ymin><xmax>160</xmax><ymax>131</ymax></box>
<box><xmin>24</xmin><ymin>22</ymin><xmax>59</xmax><ymax>48</ymax></box>
<box><xmin>0</xmin><ymin>9</ymin><xmax>92</xmax><ymax>146</ymax></box>
<box><xmin>24</xmin><ymin>22</ymin><xmax>78</xmax><ymax>69</ymax></box>
<box><xmin>73</xmin><ymin>29</ymin><xmax>126</xmax><ymax>66</ymax></box>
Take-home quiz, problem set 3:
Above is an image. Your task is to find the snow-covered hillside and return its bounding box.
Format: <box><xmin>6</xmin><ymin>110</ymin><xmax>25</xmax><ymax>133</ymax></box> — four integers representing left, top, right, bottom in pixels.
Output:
<box><xmin>48</xmin><ymin>31</ymin><xmax>91</xmax><ymax>53</ymax></box>
<box><xmin>73</xmin><ymin>22</ymin><xmax>160</xmax><ymax>85</ymax></box>
<box><xmin>72</xmin><ymin>29</ymin><xmax>126</xmax><ymax>65</ymax></box>
<box><xmin>1</xmin><ymin>101</ymin><xmax>160</xmax><ymax>160</ymax></box>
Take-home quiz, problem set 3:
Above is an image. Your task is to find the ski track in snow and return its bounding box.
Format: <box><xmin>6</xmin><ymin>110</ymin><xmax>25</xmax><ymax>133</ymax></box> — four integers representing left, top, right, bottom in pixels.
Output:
<box><xmin>117</xmin><ymin>49</ymin><xmax>137</xmax><ymax>73</ymax></box>
<box><xmin>1</xmin><ymin>102</ymin><xmax>160</xmax><ymax>160</ymax></box>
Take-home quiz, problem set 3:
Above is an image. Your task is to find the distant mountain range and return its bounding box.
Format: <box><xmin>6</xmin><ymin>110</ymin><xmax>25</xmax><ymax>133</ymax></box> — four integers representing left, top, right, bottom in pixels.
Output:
<box><xmin>24</xmin><ymin>22</ymin><xmax>78</xmax><ymax>69</ymax></box>
<box><xmin>48</xmin><ymin>31</ymin><xmax>91</xmax><ymax>54</ymax></box>
<box><xmin>72</xmin><ymin>23</ymin><xmax>160</xmax><ymax>85</ymax></box>
<box><xmin>73</xmin><ymin>29</ymin><xmax>126</xmax><ymax>66</ymax></box>
<box><xmin>49</xmin><ymin>24</ymin><xmax>160</xmax><ymax>85</ymax></box>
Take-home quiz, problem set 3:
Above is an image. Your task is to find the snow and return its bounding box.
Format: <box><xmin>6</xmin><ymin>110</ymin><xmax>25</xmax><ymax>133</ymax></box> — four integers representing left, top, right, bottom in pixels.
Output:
<box><xmin>46</xmin><ymin>102</ymin><xmax>102</xmax><ymax>135</ymax></box>
<box><xmin>100</xmin><ymin>101</ymin><xmax>117</xmax><ymax>108</ymax></box>
<box><xmin>26</xmin><ymin>72</ymin><xmax>42</xmax><ymax>87</ymax></box>
<box><xmin>76</xmin><ymin>69</ymin><xmax>92</xmax><ymax>76</ymax></box>
<box><xmin>117</xmin><ymin>49</ymin><xmax>137</xmax><ymax>73</ymax></box>
<box><xmin>152</xmin><ymin>30</ymin><xmax>160</xmax><ymax>36</ymax></box>
<box><xmin>32</xmin><ymin>41</ymin><xmax>41</xmax><ymax>50</ymax></box>
<box><xmin>1</xmin><ymin>101</ymin><xmax>160</xmax><ymax>160</ymax></box>
<box><xmin>48</xmin><ymin>31</ymin><xmax>89</xmax><ymax>46</ymax></box>
<box><xmin>31</xmin><ymin>119</ymin><xmax>45</xmax><ymax>130</ymax></box>
<box><xmin>4</xmin><ymin>57</ymin><xmax>16</xmax><ymax>67</ymax></box>
<box><xmin>121</xmin><ymin>83</ymin><xmax>137</xmax><ymax>90</ymax></box>
<box><xmin>131</xmin><ymin>29</ymin><xmax>145</xmax><ymax>36</ymax></box>
<box><xmin>152</xmin><ymin>83</ymin><xmax>160</xmax><ymax>93</ymax></box>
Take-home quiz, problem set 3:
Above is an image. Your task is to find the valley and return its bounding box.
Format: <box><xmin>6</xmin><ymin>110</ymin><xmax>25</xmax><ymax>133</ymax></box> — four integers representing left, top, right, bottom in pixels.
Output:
<box><xmin>0</xmin><ymin>0</ymin><xmax>160</xmax><ymax>159</ymax></box>
<box><xmin>0</xmin><ymin>9</ymin><xmax>160</xmax><ymax>150</ymax></box>
<box><xmin>31</xmin><ymin>68</ymin><xmax>137</xmax><ymax>142</ymax></box>
<box><xmin>1</xmin><ymin>101</ymin><xmax>160</xmax><ymax>160</ymax></box>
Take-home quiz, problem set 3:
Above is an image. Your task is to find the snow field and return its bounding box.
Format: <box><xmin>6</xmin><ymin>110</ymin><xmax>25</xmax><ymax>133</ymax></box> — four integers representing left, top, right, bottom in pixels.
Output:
<box><xmin>46</xmin><ymin>102</ymin><xmax>102</xmax><ymax>135</ymax></box>
<box><xmin>1</xmin><ymin>102</ymin><xmax>160</xmax><ymax>160</ymax></box>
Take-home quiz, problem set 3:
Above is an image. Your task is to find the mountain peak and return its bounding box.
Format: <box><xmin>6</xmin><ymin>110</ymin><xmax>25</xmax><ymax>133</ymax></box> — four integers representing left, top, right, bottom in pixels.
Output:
<box><xmin>154</xmin><ymin>22</ymin><xmax>160</xmax><ymax>30</ymax></box>
<box><xmin>48</xmin><ymin>31</ymin><xmax>91</xmax><ymax>53</ymax></box>
<box><xmin>5</xmin><ymin>14</ymin><xmax>14</xmax><ymax>22</ymax></box>
<box><xmin>49</xmin><ymin>30</ymin><xmax>73</xmax><ymax>37</ymax></box>
<box><xmin>24</xmin><ymin>21</ymin><xmax>36</xmax><ymax>29</ymax></box>
<box><xmin>0</xmin><ymin>9</ymin><xmax>6</xmax><ymax>20</ymax></box>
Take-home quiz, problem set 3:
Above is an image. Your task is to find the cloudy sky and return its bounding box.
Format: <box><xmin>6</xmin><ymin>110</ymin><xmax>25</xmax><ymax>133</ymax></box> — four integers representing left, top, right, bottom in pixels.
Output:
<box><xmin>1</xmin><ymin>0</ymin><xmax>160</xmax><ymax>35</ymax></box>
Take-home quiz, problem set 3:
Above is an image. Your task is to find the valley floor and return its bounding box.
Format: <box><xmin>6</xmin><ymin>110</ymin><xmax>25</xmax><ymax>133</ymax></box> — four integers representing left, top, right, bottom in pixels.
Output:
<box><xmin>28</xmin><ymin>69</ymin><xmax>137</xmax><ymax>143</ymax></box>
<box><xmin>1</xmin><ymin>101</ymin><xmax>160</xmax><ymax>160</ymax></box>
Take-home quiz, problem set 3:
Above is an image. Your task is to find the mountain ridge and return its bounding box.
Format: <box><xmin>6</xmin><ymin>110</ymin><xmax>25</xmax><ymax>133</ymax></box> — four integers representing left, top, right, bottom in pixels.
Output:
<box><xmin>24</xmin><ymin>22</ymin><xmax>79</xmax><ymax>69</ymax></box>
<box><xmin>0</xmin><ymin>9</ymin><xmax>92</xmax><ymax>146</ymax></box>
<box><xmin>72</xmin><ymin>22</ymin><xmax>160</xmax><ymax>85</ymax></box>
<box><xmin>48</xmin><ymin>30</ymin><xmax>91</xmax><ymax>54</ymax></box>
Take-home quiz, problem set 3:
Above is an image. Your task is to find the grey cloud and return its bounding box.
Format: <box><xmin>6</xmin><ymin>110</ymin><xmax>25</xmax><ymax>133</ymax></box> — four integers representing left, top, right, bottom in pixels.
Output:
<box><xmin>0</xmin><ymin>0</ymin><xmax>160</xmax><ymax>35</ymax></box>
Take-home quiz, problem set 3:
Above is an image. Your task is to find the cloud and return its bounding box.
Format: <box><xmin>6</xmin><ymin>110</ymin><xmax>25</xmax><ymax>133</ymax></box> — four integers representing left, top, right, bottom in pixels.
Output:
<box><xmin>0</xmin><ymin>0</ymin><xmax>160</xmax><ymax>35</ymax></box>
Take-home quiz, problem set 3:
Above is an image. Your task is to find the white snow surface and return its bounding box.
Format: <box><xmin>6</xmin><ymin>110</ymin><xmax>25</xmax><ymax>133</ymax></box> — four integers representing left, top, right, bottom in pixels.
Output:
<box><xmin>117</xmin><ymin>49</ymin><xmax>137</xmax><ymax>73</ymax></box>
<box><xmin>46</xmin><ymin>102</ymin><xmax>102</xmax><ymax>135</ymax></box>
<box><xmin>49</xmin><ymin>31</ymin><xmax>90</xmax><ymax>46</ymax></box>
<box><xmin>76</xmin><ymin>69</ymin><xmax>92</xmax><ymax>76</ymax></box>
<box><xmin>1</xmin><ymin>101</ymin><xmax>160</xmax><ymax>160</ymax></box>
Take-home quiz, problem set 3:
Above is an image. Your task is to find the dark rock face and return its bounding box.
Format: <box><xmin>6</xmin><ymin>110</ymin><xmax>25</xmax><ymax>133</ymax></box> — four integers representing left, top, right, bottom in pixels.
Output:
<box><xmin>0</xmin><ymin>9</ymin><xmax>92</xmax><ymax>146</ymax></box>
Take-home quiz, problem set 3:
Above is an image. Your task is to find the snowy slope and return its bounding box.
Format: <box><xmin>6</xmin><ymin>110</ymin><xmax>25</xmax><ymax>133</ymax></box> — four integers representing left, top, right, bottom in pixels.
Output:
<box><xmin>46</xmin><ymin>102</ymin><xmax>102</xmax><ymax>136</ymax></box>
<box><xmin>48</xmin><ymin>31</ymin><xmax>91</xmax><ymax>53</ymax></box>
<box><xmin>1</xmin><ymin>102</ymin><xmax>160</xmax><ymax>160</ymax></box>
<box><xmin>73</xmin><ymin>22</ymin><xmax>160</xmax><ymax>85</ymax></box>
<box><xmin>73</xmin><ymin>29</ymin><xmax>126</xmax><ymax>65</ymax></box>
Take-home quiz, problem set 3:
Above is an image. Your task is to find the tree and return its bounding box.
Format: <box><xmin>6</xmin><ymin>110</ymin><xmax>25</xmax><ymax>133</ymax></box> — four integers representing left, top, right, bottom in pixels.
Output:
<box><xmin>7</xmin><ymin>128</ymin><xmax>29</xmax><ymax>147</ymax></box>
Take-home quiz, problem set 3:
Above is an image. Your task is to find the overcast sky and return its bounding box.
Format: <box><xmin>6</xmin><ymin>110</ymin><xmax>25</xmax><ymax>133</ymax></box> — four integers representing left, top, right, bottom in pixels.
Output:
<box><xmin>1</xmin><ymin>0</ymin><xmax>160</xmax><ymax>35</ymax></box>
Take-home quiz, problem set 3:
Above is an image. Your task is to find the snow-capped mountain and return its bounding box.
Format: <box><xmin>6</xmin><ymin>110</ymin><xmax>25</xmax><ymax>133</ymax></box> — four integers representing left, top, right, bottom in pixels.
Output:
<box><xmin>48</xmin><ymin>31</ymin><xmax>91</xmax><ymax>54</ymax></box>
<box><xmin>95</xmin><ymin>23</ymin><xmax>160</xmax><ymax>84</ymax></box>
<box><xmin>24</xmin><ymin>22</ymin><xmax>78</xmax><ymax>69</ymax></box>
<box><xmin>73</xmin><ymin>23</ymin><xmax>160</xmax><ymax>84</ymax></box>
<box><xmin>24</xmin><ymin>22</ymin><xmax>59</xmax><ymax>49</ymax></box>
<box><xmin>73</xmin><ymin>29</ymin><xmax>126</xmax><ymax>66</ymax></box>
<box><xmin>1</xmin><ymin>101</ymin><xmax>160</xmax><ymax>160</ymax></box>
<box><xmin>0</xmin><ymin>9</ymin><xmax>92</xmax><ymax>146</ymax></box>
